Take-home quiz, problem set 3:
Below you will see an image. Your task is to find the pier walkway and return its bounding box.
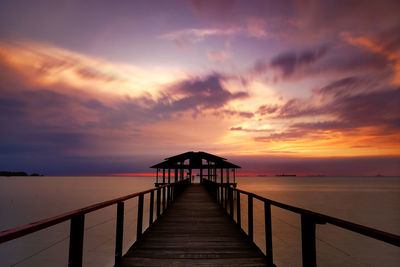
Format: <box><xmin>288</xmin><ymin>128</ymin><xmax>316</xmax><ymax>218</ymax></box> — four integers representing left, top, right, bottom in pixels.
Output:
<box><xmin>121</xmin><ymin>184</ymin><xmax>267</xmax><ymax>266</ymax></box>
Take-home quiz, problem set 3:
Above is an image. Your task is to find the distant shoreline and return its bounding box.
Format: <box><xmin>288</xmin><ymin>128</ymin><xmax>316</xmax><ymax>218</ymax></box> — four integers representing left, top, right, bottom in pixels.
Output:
<box><xmin>0</xmin><ymin>171</ymin><xmax>44</xmax><ymax>177</ymax></box>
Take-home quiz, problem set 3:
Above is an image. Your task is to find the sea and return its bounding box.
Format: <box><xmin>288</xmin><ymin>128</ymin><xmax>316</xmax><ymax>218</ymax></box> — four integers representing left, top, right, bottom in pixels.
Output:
<box><xmin>0</xmin><ymin>176</ymin><xmax>399</xmax><ymax>267</ymax></box>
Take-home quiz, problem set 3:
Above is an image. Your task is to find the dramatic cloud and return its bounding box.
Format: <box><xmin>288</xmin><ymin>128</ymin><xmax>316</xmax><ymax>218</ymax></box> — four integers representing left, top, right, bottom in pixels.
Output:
<box><xmin>1</xmin><ymin>1</ymin><xmax>400</xmax><ymax>174</ymax></box>
<box><xmin>0</xmin><ymin>41</ymin><xmax>253</xmax><ymax>168</ymax></box>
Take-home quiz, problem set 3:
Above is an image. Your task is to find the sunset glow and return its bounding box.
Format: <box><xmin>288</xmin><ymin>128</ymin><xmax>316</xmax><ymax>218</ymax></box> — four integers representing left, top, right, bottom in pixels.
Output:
<box><xmin>1</xmin><ymin>1</ymin><xmax>399</xmax><ymax>175</ymax></box>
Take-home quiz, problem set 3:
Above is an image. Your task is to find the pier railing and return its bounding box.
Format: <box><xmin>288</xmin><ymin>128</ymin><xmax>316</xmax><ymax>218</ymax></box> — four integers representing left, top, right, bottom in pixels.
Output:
<box><xmin>203</xmin><ymin>179</ymin><xmax>400</xmax><ymax>267</ymax></box>
<box><xmin>0</xmin><ymin>178</ymin><xmax>190</xmax><ymax>267</ymax></box>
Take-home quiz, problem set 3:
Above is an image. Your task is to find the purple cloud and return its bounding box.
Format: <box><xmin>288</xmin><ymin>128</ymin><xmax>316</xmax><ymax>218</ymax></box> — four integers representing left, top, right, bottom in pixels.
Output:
<box><xmin>256</xmin><ymin>104</ymin><xmax>279</xmax><ymax>115</ymax></box>
<box><xmin>265</xmin><ymin>80</ymin><xmax>400</xmax><ymax>133</ymax></box>
<box><xmin>317</xmin><ymin>76</ymin><xmax>359</xmax><ymax>96</ymax></box>
<box><xmin>252</xmin><ymin>45</ymin><xmax>330</xmax><ymax>79</ymax></box>
<box><xmin>270</xmin><ymin>45</ymin><xmax>329</xmax><ymax>78</ymax></box>
<box><xmin>166</xmin><ymin>73</ymin><xmax>248</xmax><ymax>112</ymax></box>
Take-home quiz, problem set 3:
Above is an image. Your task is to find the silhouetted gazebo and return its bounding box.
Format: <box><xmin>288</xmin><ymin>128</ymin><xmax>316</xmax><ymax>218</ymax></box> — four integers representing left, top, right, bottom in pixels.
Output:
<box><xmin>150</xmin><ymin>151</ymin><xmax>240</xmax><ymax>187</ymax></box>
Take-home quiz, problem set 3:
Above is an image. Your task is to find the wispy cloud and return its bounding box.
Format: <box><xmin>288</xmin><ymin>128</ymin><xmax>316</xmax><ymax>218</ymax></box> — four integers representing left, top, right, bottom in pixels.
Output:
<box><xmin>160</xmin><ymin>28</ymin><xmax>239</xmax><ymax>48</ymax></box>
<box><xmin>341</xmin><ymin>32</ymin><xmax>400</xmax><ymax>85</ymax></box>
<box><xmin>252</xmin><ymin>45</ymin><xmax>330</xmax><ymax>79</ymax></box>
<box><xmin>0</xmin><ymin>41</ymin><xmax>186</xmax><ymax>100</ymax></box>
<box><xmin>207</xmin><ymin>50</ymin><xmax>230</xmax><ymax>61</ymax></box>
<box><xmin>161</xmin><ymin>21</ymin><xmax>270</xmax><ymax>49</ymax></box>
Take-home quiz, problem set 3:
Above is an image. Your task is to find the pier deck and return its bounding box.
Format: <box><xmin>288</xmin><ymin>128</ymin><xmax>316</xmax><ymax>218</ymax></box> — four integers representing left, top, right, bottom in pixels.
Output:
<box><xmin>121</xmin><ymin>184</ymin><xmax>267</xmax><ymax>266</ymax></box>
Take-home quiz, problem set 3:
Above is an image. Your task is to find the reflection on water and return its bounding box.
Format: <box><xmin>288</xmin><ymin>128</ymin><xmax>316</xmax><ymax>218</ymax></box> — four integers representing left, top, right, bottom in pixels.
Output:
<box><xmin>0</xmin><ymin>176</ymin><xmax>399</xmax><ymax>266</ymax></box>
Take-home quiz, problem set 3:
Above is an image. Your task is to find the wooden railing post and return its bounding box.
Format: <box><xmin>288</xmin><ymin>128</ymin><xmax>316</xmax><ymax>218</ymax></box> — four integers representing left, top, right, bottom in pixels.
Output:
<box><xmin>216</xmin><ymin>184</ymin><xmax>219</xmax><ymax>203</ymax></box>
<box><xmin>264</xmin><ymin>201</ymin><xmax>273</xmax><ymax>266</ymax></box>
<box><xmin>68</xmin><ymin>214</ymin><xmax>85</xmax><ymax>267</ymax></box>
<box><xmin>248</xmin><ymin>194</ymin><xmax>253</xmax><ymax>242</ymax></box>
<box><xmin>137</xmin><ymin>194</ymin><xmax>144</xmax><ymax>241</ymax></box>
<box><xmin>162</xmin><ymin>186</ymin><xmax>166</xmax><ymax>212</ymax></box>
<box><xmin>229</xmin><ymin>187</ymin><xmax>234</xmax><ymax>219</ymax></box>
<box><xmin>301</xmin><ymin>215</ymin><xmax>317</xmax><ymax>267</ymax></box>
<box><xmin>115</xmin><ymin>202</ymin><xmax>124</xmax><ymax>267</ymax></box>
<box><xmin>222</xmin><ymin>186</ymin><xmax>225</xmax><ymax>207</ymax></box>
<box><xmin>225</xmin><ymin>187</ymin><xmax>228</xmax><ymax>212</ymax></box>
<box><xmin>219</xmin><ymin>186</ymin><xmax>222</xmax><ymax>206</ymax></box>
<box><xmin>237</xmin><ymin>191</ymin><xmax>241</xmax><ymax>227</ymax></box>
<box><xmin>167</xmin><ymin>186</ymin><xmax>170</xmax><ymax>207</ymax></box>
<box><xmin>149</xmin><ymin>191</ymin><xmax>154</xmax><ymax>226</ymax></box>
<box><xmin>156</xmin><ymin>188</ymin><xmax>161</xmax><ymax>219</ymax></box>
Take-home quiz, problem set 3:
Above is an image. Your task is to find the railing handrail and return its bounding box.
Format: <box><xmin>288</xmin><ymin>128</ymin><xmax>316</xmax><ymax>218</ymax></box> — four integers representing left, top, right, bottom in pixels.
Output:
<box><xmin>206</xmin><ymin>179</ymin><xmax>400</xmax><ymax>247</ymax></box>
<box><xmin>0</xmin><ymin>180</ymin><xmax>186</xmax><ymax>244</ymax></box>
<box><xmin>233</xmin><ymin>187</ymin><xmax>400</xmax><ymax>247</ymax></box>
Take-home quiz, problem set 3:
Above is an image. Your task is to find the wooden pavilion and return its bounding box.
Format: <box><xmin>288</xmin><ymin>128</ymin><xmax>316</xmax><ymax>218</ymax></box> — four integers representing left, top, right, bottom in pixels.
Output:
<box><xmin>150</xmin><ymin>151</ymin><xmax>240</xmax><ymax>187</ymax></box>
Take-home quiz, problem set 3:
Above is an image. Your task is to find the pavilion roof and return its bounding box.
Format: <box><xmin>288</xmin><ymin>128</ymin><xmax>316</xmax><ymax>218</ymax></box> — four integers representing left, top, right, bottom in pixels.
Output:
<box><xmin>150</xmin><ymin>151</ymin><xmax>240</xmax><ymax>169</ymax></box>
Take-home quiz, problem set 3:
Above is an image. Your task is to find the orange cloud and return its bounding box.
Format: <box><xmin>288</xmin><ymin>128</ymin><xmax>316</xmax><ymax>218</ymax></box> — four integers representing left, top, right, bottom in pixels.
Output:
<box><xmin>341</xmin><ymin>32</ymin><xmax>400</xmax><ymax>85</ymax></box>
<box><xmin>0</xmin><ymin>40</ymin><xmax>187</xmax><ymax>102</ymax></box>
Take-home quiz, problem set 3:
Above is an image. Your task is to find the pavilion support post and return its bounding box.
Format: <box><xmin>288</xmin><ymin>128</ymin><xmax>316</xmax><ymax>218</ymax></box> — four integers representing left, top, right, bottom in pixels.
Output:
<box><xmin>189</xmin><ymin>168</ymin><xmax>192</xmax><ymax>182</ymax></box>
<box><xmin>220</xmin><ymin>168</ymin><xmax>223</xmax><ymax>185</ymax></box>
<box><xmin>200</xmin><ymin>168</ymin><xmax>203</xmax><ymax>184</ymax></box>
<box><xmin>181</xmin><ymin>162</ymin><xmax>184</xmax><ymax>181</ymax></box>
<box><xmin>162</xmin><ymin>169</ymin><xmax>165</xmax><ymax>185</ymax></box>
<box><xmin>156</xmin><ymin>169</ymin><xmax>159</xmax><ymax>184</ymax></box>
<box><xmin>168</xmin><ymin>169</ymin><xmax>170</xmax><ymax>184</ymax></box>
<box><xmin>226</xmin><ymin>168</ymin><xmax>230</xmax><ymax>185</ymax></box>
<box><xmin>233</xmin><ymin>169</ymin><xmax>236</xmax><ymax>185</ymax></box>
<box><xmin>207</xmin><ymin>161</ymin><xmax>210</xmax><ymax>181</ymax></box>
<box><xmin>174</xmin><ymin>169</ymin><xmax>178</xmax><ymax>182</ymax></box>
<box><xmin>214</xmin><ymin>167</ymin><xmax>217</xmax><ymax>182</ymax></box>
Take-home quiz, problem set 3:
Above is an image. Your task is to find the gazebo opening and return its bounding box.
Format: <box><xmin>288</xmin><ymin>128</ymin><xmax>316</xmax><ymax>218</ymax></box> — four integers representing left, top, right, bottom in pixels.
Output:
<box><xmin>150</xmin><ymin>151</ymin><xmax>240</xmax><ymax>187</ymax></box>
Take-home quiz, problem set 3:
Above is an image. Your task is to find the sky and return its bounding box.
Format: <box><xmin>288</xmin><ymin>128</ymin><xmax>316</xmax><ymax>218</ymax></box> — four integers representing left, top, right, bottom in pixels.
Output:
<box><xmin>0</xmin><ymin>0</ymin><xmax>399</xmax><ymax>176</ymax></box>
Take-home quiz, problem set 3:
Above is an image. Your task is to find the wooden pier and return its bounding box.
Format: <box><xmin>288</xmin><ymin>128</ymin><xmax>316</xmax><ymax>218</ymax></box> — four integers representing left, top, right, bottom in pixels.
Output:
<box><xmin>1</xmin><ymin>151</ymin><xmax>400</xmax><ymax>267</ymax></box>
<box><xmin>121</xmin><ymin>184</ymin><xmax>267</xmax><ymax>266</ymax></box>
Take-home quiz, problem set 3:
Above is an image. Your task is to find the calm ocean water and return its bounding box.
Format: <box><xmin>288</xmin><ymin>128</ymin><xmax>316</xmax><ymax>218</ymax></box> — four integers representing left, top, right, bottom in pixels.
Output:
<box><xmin>0</xmin><ymin>176</ymin><xmax>399</xmax><ymax>267</ymax></box>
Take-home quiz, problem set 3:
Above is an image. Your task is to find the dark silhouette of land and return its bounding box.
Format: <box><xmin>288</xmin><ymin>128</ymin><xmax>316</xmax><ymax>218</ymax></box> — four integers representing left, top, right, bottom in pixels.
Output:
<box><xmin>0</xmin><ymin>171</ymin><xmax>44</xmax><ymax>176</ymax></box>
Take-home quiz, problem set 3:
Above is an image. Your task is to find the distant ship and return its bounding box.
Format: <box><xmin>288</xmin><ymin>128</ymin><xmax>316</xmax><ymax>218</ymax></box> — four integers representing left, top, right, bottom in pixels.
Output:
<box><xmin>276</xmin><ymin>173</ymin><xmax>296</xmax><ymax>177</ymax></box>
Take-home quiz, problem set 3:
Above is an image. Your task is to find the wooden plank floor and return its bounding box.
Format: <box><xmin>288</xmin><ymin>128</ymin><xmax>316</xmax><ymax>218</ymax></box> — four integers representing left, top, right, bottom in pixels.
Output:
<box><xmin>121</xmin><ymin>184</ymin><xmax>268</xmax><ymax>266</ymax></box>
